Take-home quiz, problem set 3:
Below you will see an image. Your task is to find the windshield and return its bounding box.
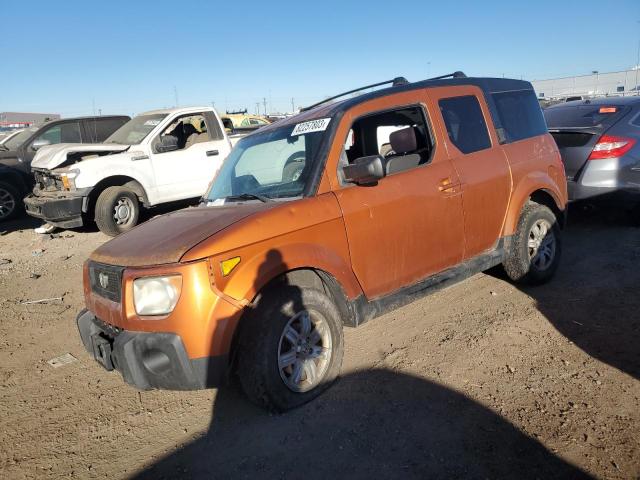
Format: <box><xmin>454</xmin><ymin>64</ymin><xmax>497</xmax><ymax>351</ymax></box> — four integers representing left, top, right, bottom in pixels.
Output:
<box><xmin>205</xmin><ymin>121</ymin><xmax>328</xmax><ymax>202</ymax></box>
<box><xmin>3</xmin><ymin>127</ymin><xmax>39</xmax><ymax>150</ymax></box>
<box><xmin>104</xmin><ymin>113</ymin><xmax>167</xmax><ymax>145</ymax></box>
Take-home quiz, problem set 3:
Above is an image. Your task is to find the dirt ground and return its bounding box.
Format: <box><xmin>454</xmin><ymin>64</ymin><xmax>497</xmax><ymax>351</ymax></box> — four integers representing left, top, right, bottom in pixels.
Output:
<box><xmin>0</xmin><ymin>203</ymin><xmax>638</xmax><ymax>480</ymax></box>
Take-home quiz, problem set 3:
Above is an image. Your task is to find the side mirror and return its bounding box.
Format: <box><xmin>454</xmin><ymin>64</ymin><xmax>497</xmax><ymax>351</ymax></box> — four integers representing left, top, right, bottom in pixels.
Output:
<box><xmin>31</xmin><ymin>138</ymin><xmax>51</xmax><ymax>151</ymax></box>
<box><xmin>343</xmin><ymin>155</ymin><xmax>385</xmax><ymax>185</ymax></box>
<box><xmin>156</xmin><ymin>135</ymin><xmax>179</xmax><ymax>153</ymax></box>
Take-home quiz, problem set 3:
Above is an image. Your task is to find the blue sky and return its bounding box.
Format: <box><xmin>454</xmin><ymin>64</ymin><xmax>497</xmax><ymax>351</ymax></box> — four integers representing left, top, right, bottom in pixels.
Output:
<box><xmin>1</xmin><ymin>0</ymin><xmax>639</xmax><ymax>117</ymax></box>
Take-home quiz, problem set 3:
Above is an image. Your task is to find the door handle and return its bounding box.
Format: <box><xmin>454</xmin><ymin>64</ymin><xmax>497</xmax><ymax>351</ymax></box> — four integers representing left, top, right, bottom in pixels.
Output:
<box><xmin>206</xmin><ymin>150</ymin><xmax>219</xmax><ymax>156</ymax></box>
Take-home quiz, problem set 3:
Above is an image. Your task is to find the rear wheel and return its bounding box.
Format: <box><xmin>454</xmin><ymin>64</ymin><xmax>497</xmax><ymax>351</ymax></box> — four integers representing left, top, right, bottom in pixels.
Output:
<box><xmin>503</xmin><ymin>202</ymin><xmax>561</xmax><ymax>285</ymax></box>
<box><xmin>94</xmin><ymin>186</ymin><xmax>140</xmax><ymax>236</ymax></box>
<box><xmin>0</xmin><ymin>181</ymin><xmax>21</xmax><ymax>222</ymax></box>
<box><xmin>237</xmin><ymin>286</ymin><xmax>344</xmax><ymax>412</ymax></box>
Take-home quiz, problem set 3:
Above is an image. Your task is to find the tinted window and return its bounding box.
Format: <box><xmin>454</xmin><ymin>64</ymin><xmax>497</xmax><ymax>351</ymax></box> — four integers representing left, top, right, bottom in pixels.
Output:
<box><xmin>492</xmin><ymin>90</ymin><xmax>547</xmax><ymax>142</ymax></box>
<box><xmin>544</xmin><ymin>105</ymin><xmax>628</xmax><ymax>129</ymax></box>
<box><xmin>84</xmin><ymin>118</ymin><xmax>128</xmax><ymax>142</ymax></box>
<box><xmin>32</xmin><ymin>122</ymin><xmax>81</xmax><ymax>148</ymax></box>
<box><xmin>439</xmin><ymin>96</ymin><xmax>491</xmax><ymax>154</ymax></box>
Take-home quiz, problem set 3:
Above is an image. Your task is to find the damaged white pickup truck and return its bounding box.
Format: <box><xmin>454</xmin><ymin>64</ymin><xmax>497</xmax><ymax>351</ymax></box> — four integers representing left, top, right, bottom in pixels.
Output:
<box><xmin>24</xmin><ymin>107</ymin><xmax>232</xmax><ymax>236</ymax></box>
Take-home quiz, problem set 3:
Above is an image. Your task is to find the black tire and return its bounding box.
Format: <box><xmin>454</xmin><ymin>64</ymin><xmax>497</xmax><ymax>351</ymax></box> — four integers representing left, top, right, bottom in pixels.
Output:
<box><xmin>502</xmin><ymin>202</ymin><xmax>561</xmax><ymax>285</ymax></box>
<box><xmin>94</xmin><ymin>186</ymin><xmax>140</xmax><ymax>236</ymax></box>
<box><xmin>0</xmin><ymin>181</ymin><xmax>22</xmax><ymax>222</ymax></box>
<box><xmin>237</xmin><ymin>285</ymin><xmax>344</xmax><ymax>412</ymax></box>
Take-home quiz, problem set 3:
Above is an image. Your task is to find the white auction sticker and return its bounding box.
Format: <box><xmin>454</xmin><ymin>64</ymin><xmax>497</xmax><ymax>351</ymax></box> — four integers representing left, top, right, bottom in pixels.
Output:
<box><xmin>291</xmin><ymin>118</ymin><xmax>331</xmax><ymax>136</ymax></box>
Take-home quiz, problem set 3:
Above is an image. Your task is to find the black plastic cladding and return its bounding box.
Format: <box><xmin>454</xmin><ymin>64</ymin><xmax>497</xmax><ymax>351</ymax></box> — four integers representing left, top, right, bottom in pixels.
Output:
<box><xmin>296</xmin><ymin>76</ymin><xmax>537</xmax><ymax>197</ymax></box>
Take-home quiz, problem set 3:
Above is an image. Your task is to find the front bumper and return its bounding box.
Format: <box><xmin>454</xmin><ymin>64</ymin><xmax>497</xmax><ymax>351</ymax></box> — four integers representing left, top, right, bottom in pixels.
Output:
<box><xmin>24</xmin><ymin>192</ymin><xmax>86</xmax><ymax>228</ymax></box>
<box><xmin>76</xmin><ymin>309</ymin><xmax>228</xmax><ymax>390</ymax></box>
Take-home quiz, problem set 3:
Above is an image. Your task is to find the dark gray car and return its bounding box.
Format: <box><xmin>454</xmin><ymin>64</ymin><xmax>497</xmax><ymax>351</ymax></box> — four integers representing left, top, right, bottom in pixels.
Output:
<box><xmin>0</xmin><ymin>115</ymin><xmax>129</xmax><ymax>221</ymax></box>
<box><xmin>544</xmin><ymin>97</ymin><xmax>640</xmax><ymax>201</ymax></box>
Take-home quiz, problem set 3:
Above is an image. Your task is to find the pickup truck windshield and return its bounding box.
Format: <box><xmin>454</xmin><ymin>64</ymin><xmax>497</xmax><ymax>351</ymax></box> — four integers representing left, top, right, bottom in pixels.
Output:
<box><xmin>105</xmin><ymin>113</ymin><xmax>167</xmax><ymax>145</ymax></box>
<box><xmin>205</xmin><ymin>122</ymin><xmax>327</xmax><ymax>202</ymax></box>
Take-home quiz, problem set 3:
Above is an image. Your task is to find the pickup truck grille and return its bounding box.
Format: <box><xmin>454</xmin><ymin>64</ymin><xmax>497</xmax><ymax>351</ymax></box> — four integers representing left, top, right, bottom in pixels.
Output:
<box><xmin>89</xmin><ymin>261</ymin><xmax>124</xmax><ymax>303</ymax></box>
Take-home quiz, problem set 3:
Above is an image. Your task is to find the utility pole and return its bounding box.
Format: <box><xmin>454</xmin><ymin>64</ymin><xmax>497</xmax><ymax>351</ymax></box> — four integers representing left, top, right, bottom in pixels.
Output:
<box><xmin>211</xmin><ymin>101</ymin><xmax>215</xmax><ymax>111</ymax></box>
<box><xmin>174</xmin><ymin>86</ymin><xmax>179</xmax><ymax>107</ymax></box>
<box><xmin>291</xmin><ymin>97</ymin><xmax>295</xmax><ymax>113</ymax></box>
<box><xmin>263</xmin><ymin>97</ymin><xmax>267</xmax><ymax>116</ymax></box>
<box><xmin>98</xmin><ymin>109</ymin><xmax>102</xmax><ymax>116</ymax></box>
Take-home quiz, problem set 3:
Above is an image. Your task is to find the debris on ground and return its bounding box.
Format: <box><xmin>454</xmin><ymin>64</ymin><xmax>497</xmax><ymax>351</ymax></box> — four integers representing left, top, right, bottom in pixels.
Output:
<box><xmin>47</xmin><ymin>353</ymin><xmax>77</xmax><ymax>368</ymax></box>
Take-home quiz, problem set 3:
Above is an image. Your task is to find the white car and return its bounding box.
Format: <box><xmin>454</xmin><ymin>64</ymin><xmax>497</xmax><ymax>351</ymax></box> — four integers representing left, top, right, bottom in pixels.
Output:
<box><xmin>24</xmin><ymin>107</ymin><xmax>232</xmax><ymax>236</ymax></box>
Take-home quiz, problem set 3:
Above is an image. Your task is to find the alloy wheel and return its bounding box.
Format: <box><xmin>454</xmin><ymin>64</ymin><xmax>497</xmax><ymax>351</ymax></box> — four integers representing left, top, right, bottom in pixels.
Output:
<box><xmin>0</xmin><ymin>188</ymin><xmax>16</xmax><ymax>220</ymax></box>
<box><xmin>528</xmin><ymin>219</ymin><xmax>556</xmax><ymax>271</ymax></box>
<box><xmin>277</xmin><ymin>310</ymin><xmax>332</xmax><ymax>393</ymax></box>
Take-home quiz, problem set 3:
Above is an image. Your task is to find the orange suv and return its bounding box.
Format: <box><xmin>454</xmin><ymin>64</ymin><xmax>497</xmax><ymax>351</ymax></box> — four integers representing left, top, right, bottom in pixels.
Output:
<box><xmin>77</xmin><ymin>73</ymin><xmax>567</xmax><ymax>411</ymax></box>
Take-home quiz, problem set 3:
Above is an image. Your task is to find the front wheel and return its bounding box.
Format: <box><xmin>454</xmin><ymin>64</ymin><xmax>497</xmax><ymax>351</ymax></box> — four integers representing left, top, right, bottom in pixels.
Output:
<box><xmin>94</xmin><ymin>186</ymin><xmax>140</xmax><ymax>236</ymax></box>
<box><xmin>237</xmin><ymin>286</ymin><xmax>344</xmax><ymax>412</ymax></box>
<box><xmin>502</xmin><ymin>202</ymin><xmax>561</xmax><ymax>285</ymax></box>
<box><xmin>0</xmin><ymin>181</ymin><xmax>21</xmax><ymax>222</ymax></box>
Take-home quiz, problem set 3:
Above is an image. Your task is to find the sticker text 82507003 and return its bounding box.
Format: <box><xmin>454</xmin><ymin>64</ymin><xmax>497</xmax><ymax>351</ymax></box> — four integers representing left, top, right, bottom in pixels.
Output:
<box><xmin>291</xmin><ymin>118</ymin><xmax>331</xmax><ymax>136</ymax></box>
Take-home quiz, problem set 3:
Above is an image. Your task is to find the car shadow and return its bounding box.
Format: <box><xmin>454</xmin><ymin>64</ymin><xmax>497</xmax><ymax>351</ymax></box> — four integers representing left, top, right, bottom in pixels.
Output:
<box><xmin>0</xmin><ymin>214</ymin><xmax>41</xmax><ymax>234</ymax></box>
<box><xmin>132</xmin><ymin>369</ymin><xmax>590</xmax><ymax>479</ymax></box>
<box><xmin>502</xmin><ymin>200</ymin><xmax>640</xmax><ymax>381</ymax></box>
<box><xmin>132</xmin><ymin>249</ymin><xmax>590</xmax><ymax>480</ymax></box>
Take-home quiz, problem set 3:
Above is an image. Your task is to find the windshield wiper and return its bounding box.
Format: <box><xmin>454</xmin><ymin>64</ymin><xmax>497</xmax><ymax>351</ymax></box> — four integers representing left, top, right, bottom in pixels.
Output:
<box><xmin>224</xmin><ymin>193</ymin><xmax>272</xmax><ymax>203</ymax></box>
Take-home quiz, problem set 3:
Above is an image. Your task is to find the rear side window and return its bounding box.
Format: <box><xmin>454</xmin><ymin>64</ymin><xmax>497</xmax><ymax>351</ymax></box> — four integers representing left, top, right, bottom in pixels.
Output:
<box><xmin>85</xmin><ymin>118</ymin><xmax>128</xmax><ymax>142</ymax></box>
<box><xmin>32</xmin><ymin>122</ymin><xmax>82</xmax><ymax>147</ymax></box>
<box><xmin>439</xmin><ymin>96</ymin><xmax>491</xmax><ymax>154</ymax></box>
<box><xmin>544</xmin><ymin>105</ymin><xmax>628</xmax><ymax>129</ymax></box>
<box><xmin>492</xmin><ymin>90</ymin><xmax>547</xmax><ymax>142</ymax></box>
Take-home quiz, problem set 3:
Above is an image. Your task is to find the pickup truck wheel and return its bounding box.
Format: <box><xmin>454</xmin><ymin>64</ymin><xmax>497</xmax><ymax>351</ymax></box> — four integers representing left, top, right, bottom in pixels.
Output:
<box><xmin>237</xmin><ymin>286</ymin><xmax>344</xmax><ymax>412</ymax></box>
<box><xmin>0</xmin><ymin>181</ymin><xmax>21</xmax><ymax>222</ymax></box>
<box><xmin>95</xmin><ymin>186</ymin><xmax>140</xmax><ymax>236</ymax></box>
<box><xmin>503</xmin><ymin>202</ymin><xmax>561</xmax><ymax>285</ymax></box>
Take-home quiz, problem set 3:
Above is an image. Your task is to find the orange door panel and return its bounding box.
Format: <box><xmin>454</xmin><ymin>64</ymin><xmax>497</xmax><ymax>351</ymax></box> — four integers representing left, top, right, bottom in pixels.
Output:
<box><xmin>331</xmin><ymin>92</ymin><xmax>465</xmax><ymax>300</ymax></box>
<box><xmin>426</xmin><ymin>86</ymin><xmax>512</xmax><ymax>258</ymax></box>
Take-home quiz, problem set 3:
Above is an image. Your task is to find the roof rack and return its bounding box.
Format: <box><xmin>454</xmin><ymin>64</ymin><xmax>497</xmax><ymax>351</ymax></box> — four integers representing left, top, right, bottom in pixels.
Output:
<box><xmin>300</xmin><ymin>77</ymin><xmax>410</xmax><ymax>112</ymax></box>
<box><xmin>300</xmin><ymin>71</ymin><xmax>468</xmax><ymax>112</ymax></box>
<box><xmin>226</xmin><ymin>109</ymin><xmax>248</xmax><ymax>115</ymax></box>
<box><xmin>426</xmin><ymin>71</ymin><xmax>467</xmax><ymax>80</ymax></box>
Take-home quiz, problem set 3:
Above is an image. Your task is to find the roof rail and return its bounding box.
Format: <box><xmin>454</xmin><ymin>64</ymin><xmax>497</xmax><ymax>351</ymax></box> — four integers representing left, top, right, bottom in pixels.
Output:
<box><xmin>300</xmin><ymin>76</ymin><xmax>410</xmax><ymax>112</ymax></box>
<box><xmin>426</xmin><ymin>71</ymin><xmax>467</xmax><ymax>81</ymax></box>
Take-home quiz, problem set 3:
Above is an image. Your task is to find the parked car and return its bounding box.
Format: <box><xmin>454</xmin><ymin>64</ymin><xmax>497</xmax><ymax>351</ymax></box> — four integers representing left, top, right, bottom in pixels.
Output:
<box><xmin>0</xmin><ymin>116</ymin><xmax>128</xmax><ymax>222</ymax></box>
<box><xmin>0</xmin><ymin>129</ymin><xmax>25</xmax><ymax>145</ymax></box>
<box><xmin>76</xmin><ymin>74</ymin><xmax>567</xmax><ymax>411</ymax></box>
<box><xmin>24</xmin><ymin>107</ymin><xmax>232</xmax><ymax>236</ymax></box>
<box><xmin>544</xmin><ymin>97</ymin><xmax>640</xmax><ymax>201</ymax></box>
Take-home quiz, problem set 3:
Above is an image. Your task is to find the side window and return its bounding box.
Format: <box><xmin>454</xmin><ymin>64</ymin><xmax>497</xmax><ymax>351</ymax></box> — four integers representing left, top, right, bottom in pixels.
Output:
<box><xmin>341</xmin><ymin>105</ymin><xmax>433</xmax><ymax>177</ymax></box>
<box><xmin>156</xmin><ymin>114</ymin><xmax>211</xmax><ymax>152</ymax></box>
<box><xmin>32</xmin><ymin>122</ymin><xmax>81</xmax><ymax>149</ymax></box>
<box><xmin>492</xmin><ymin>90</ymin><xmax>547</xmax><ymax>142</ymax></box>
<box><xmin>438</xmin><ymin>96</ymin><xmax>491</xmax><ymax>154</ymax></box>
<box><xmin>86</xmin><ymin>118</ymin><xmax>128</xmax><ymax>143</ymax></box>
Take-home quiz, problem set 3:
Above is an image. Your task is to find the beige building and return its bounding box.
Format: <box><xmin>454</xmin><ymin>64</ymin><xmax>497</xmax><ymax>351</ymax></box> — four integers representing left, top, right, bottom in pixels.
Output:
<box><xmin>531</xmin><ymin>69</ymin><xmax>640</xmax><ymax>100</ymax></box>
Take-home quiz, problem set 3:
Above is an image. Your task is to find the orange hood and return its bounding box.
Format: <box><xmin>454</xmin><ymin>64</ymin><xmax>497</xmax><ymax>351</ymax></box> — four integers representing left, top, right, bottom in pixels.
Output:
<box><xmin>90</xmin><ymin>203</ymin><xmax>276</xmax><ymax>267</ymax></box>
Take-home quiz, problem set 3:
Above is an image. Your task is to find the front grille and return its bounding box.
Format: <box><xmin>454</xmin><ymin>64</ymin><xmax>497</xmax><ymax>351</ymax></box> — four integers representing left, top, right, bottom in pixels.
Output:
<box><xmin>89</xmin><ymin>261</ymin><xmax>125</xmax><ymax>303</ymax></box>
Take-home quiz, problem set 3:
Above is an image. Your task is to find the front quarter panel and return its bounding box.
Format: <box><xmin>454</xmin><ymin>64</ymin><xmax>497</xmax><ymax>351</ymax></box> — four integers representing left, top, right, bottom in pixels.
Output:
<box><xmin>183</xmin><ymin>193</ymin><xmax>362</xmax><ymax>304</ymax></box>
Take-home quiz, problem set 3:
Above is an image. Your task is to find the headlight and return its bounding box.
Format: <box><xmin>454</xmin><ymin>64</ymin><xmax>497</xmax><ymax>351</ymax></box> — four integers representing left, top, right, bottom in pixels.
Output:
<box><xmin>133</xmin><ymin>275</ymin><xmax>182</xmax><ymax>316</ymax></box>
<box><xmin>60</xmin><ymin>169</ymin><xmax>79</xmax><ymax>191</ymax></box>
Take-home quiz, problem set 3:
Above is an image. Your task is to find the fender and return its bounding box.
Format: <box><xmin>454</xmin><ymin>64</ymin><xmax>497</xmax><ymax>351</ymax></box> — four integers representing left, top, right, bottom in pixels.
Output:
<box><xmin>503</xmin><ymin>170</ymin><xmax>567</xmax><ymax>236</ymax></box>
<box><xmin>213</xmin><ymin>238</ymin><xmax>363</xmax><ymax>306</ymax></box>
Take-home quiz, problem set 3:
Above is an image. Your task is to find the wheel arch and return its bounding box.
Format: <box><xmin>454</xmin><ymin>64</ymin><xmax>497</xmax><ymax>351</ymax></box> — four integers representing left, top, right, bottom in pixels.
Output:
<box><xmin>227</xmin><ymin>266</ymin><xmax>356</xmax><ymax>371</ymax></box>
<box><xmin>86</xmin><ymin>176</ymin><xmax>149</xmax><ymax>214</ymax></box>
<box><xmin>504</xmin><ymin>175</ymin><xmax>567</xmax><ymax>236</ymax></box>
